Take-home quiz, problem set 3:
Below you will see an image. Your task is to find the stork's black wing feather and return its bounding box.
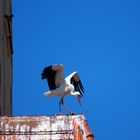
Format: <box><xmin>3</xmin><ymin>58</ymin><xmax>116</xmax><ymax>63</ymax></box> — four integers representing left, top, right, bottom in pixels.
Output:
<box><xmin>71</xmin><ymin>77</ymin><xmax>84</xmax><ymax>97</ymax></box>
<box><xmin>41</xmin><ymin>65</ymin><xmax>56</xmax><ymax>90</ymax></box>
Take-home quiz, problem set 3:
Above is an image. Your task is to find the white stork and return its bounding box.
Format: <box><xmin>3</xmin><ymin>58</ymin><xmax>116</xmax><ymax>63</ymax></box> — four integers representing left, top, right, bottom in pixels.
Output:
<box><xmin>41</xmin><ymin>64</ymin><xmax>84</xmax><ymax>115</ymax></box>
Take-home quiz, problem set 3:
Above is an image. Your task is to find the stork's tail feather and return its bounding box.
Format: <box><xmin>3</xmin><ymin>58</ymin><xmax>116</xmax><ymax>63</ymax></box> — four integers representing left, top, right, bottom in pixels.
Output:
<box><xmin>43</xmin><ymin>91</ymin><xmax>53</xmax><ymax>96</ymax></box>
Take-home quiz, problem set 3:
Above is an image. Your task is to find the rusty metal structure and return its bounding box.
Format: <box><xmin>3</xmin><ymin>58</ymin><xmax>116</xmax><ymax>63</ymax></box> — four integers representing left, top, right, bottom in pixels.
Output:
<box><xmin>0</xmin><ymin>114</ymin><xmax>94</xmax><ymax>140</ymax></box>
<box><xmin>0</xmin><ymin>0</ymin><xmax>13</xmax><ymax>116</ymax></box>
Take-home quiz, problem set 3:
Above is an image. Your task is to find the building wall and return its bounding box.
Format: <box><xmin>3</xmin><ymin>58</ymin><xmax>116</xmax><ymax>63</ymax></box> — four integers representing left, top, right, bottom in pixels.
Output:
<box><xmin>0</xmin><ymin>0</ymin><xmax>13</xmax><ymax>116</ymax></box>
<box><xmin>0</xmin><ymin>114</ymin><xmax>94</xmax><ymax>140</ymax></box>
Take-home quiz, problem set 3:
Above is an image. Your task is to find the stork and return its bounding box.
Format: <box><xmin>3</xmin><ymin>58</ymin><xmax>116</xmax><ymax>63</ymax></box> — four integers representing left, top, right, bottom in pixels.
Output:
<box><xmin>41</xmin><ymin>64</ymin><xmax>84</xmax><ymax>115</ymax></box>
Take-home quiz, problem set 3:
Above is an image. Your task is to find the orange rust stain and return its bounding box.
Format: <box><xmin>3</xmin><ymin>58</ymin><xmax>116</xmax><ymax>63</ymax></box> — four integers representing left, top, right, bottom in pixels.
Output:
<box><xmin>73</xmin><ymin>120</ymin><xmax>83</xmax><ymax>140</ymax></box>
<box><xmin>83</xmin><ymin>122</ymin><xmax>94</xmax><ymax>140</ymax></box>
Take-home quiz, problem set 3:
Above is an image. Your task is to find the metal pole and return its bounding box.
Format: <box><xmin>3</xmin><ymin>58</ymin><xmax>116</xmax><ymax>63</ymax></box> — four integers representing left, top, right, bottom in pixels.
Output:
<box><xmin>0</xmin><ymin>0</ymin><xmax>6</xmax><ymax>116</ymax></box>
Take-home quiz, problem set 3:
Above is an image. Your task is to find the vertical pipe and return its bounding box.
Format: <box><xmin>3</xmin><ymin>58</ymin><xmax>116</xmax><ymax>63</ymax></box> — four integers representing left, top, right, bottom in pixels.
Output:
<box><xmin>0</xmin><ymin>0</ymin><xmax>2</xmax><ymax>115</ymax></box>
<box><xmin>83</xmin><ymin>121</ymin><xmax>94</xmax><ymax>140</ymax></box>
<box><xmin>0</xmin><ymin>0</ymin><xmax>6</xmax><ymax>116</ymax></box>
<box><xmin>73</xmin><ymin>121</ymin><xmax>83</xmax><ymax>140</ymax></box>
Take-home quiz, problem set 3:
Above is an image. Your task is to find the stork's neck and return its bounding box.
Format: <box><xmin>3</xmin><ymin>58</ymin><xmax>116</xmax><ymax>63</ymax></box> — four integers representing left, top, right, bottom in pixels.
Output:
<box><xmin>70</xmin><ymin>91</ymin><xmax>80</xmax><ymax>96</ymax></box>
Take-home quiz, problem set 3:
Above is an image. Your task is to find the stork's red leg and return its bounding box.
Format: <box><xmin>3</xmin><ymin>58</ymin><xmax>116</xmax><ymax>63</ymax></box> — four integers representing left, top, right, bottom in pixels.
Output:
<box><xmin>59</xmin><ymin>97</ymin><xmax>63</xmax><ymax>113</ymax></box>
<box><xmin>61</xmin><ymin>97</ymin><xmax>75</xmax><ymax>115</ymax></box>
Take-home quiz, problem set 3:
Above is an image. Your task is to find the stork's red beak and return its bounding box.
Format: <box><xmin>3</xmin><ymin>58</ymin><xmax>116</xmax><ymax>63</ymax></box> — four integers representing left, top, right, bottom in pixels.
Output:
<box><xmin>77</xmin><ymin>95</ymin><xmax>81</xmax><ymax>106</ymax></box>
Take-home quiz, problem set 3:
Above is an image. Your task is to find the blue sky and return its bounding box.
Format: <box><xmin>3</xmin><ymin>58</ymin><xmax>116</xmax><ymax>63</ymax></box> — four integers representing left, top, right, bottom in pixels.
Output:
<box><xmin>12</xmin><ymin>0</ymin><xmax>140</xmax><ymax>139</ymax></box>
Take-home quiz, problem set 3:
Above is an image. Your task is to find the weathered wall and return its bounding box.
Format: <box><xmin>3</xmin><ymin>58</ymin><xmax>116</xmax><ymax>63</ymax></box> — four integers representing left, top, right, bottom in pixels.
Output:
<box><xmin>0</xmin><ymin>114</ymin><xmax>93</xmax><ymax>140</ymax></box>
<box><xmin>0</xmin><ymin>0</ymin><xmax>13</xmax><ymax>116</ymax></box>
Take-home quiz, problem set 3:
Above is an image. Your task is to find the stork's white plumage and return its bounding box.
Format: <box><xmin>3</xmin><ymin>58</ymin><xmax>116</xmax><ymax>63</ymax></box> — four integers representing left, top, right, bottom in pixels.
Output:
<box><xmin>41</xmin><ymin>64</ymin><xmax>84</xmax><ymax>115</ymax></box>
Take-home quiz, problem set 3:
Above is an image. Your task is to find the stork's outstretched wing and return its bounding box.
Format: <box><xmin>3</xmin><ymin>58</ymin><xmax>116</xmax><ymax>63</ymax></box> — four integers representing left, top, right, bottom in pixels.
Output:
<box><xmin>41</xmin><ymin>64</ymin><xmax>64</xmax><ymax>90</ymax></box>
<box><xmin>70</xmin><ymin>72</ymin><xmax>84</xmax><ymax>97</ymax></box>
